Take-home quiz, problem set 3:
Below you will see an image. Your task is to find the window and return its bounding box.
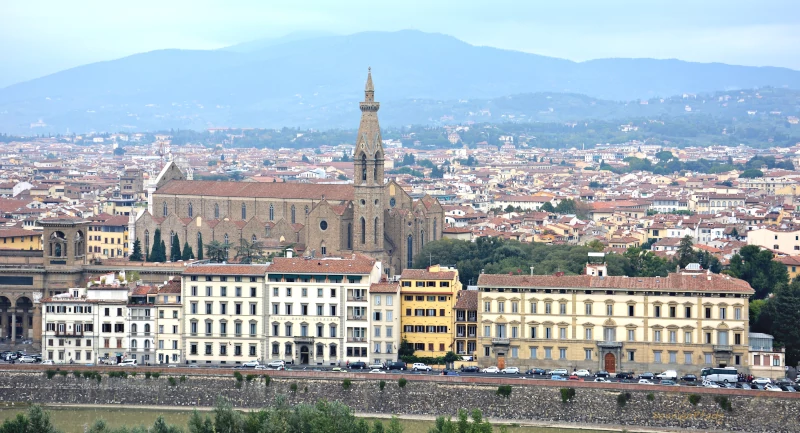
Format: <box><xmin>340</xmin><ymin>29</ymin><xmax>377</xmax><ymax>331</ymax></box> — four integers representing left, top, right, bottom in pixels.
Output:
<box><xmin>669</xmin><ymin>331</ymin><xmax>677</xmax><ymax>343</ymax></box>
<box><xmin>654</xmin><ymin>305</ymin><xmax>661</xmax><ymax>318</ymax></box>
<box><xmin>705</xmin><ymin>354</ymin><xmax>712</xmax><ymax>364</ymax></box>
<box><xmin>585</xmin><ymin>328</ymin><xmax>592</xmax><ymax>340</ymax></box>
<box><xmin>545</xmin><ymin>327</ymin><xmax>552</xmax><ymax>339</ymax></box>
<box><xmin>511</xmin><ymin>301</ymin><xmax>518</xmax><ymax>313</ymax></box>
<box><xmin>559</xmin><ymin>303</ymin><xmax>567</xmax><ymax>315</ymax></box>
<box><xmin>705</xmin><ymin>307</ymin><xmax>711</xmax><ymax>319</ymax></box>
<box><xmin>735</xmin><ymin>333</ymin><xmax>742</xmax><ymax>345</ymax></box>
<box><xmin>685</xmin><ymin>306</ymin><xmax>691</xmax><ymax>318</ymax></box>
<box><xmin>510</xmin><ymin>347</ymin><xmax>518</xmax><ymax>358</ymax></box>
<box><xmin>484</xmin><ymin>347</ymin><xmax>490</xmax><ymax>357</ymax></box>
<box><xmin>530</xmin><ymin>347</ymin><xmax>537</xmax><ymax>359</ymax></box>
<box><xmin>719</xmin><ymin>307</ymin><xmax>727</xmax><ymax>320</ymax></box>
<box><xmin>585</xmin><ymin>349</ymin><xmax>592</xmax><ymax>360</ymax></box>
<box><xmin>669</xmin><ymin>352</ymin><xmax>677</xmax><ymax>363</ymax></box>
<box><xmin>559</xmin><ymin>327</ymin><xmax>567</xmax><ymax>339</ymax></box>
<box><xmin>483</xmin><ymin>326</ymin><xmax>490</xmax><ymax>337</ymax></box>
<box><xmin>530</xmin><ymin>302</ymin><xmax>537</xmax><ymax>314</ymax></box>
<box><xmin>705</xmin><ymin>332</ymin><xmax>712</xmax><ymax>344</ymax></box>
<box><xmin>628</xmin><ymin>305</ymin><xmax>634</xmax><ymax>317</ymax></box>
<box><xmin>530</xmin><ymin>327</ymin><xmax>537</xmax><ymax>339</ymax></box>
<box><xmin>585</xmin><ymin>303</ymin><xmax>592</xmax><ymax>315</ymax></box>
<box><xmin>545</xmin><ymin>303</ymin><xmax>552</xmax><ymax>314</ymax></box>
<box><xmin>627</xmin><ymin>351</ymin><xmax>635</xmax><ymax>362</ymax></box>
<box><xmin>544</xmin><ymin>348</ymin><xmax>552</xmax><ymax>359</ymax></box>
<box><xmin>386</xmin><ymin>326</ymin><xmax>393</xmax><ymax>338</ymax></box>
<box><xmin>654</xmin><ymin>351</ymin><xmax>662</xmax><ymax>363</ymax></box>
<box><xmin>511</xmin><ymin>326</ymin><xmax>518</xmax><ymax>338</ymax></box>
<box><xmin>654</xmin><ymin>330</ymin><xmax>661</xmax><ymax>342</ymax></box>
<box><xmin>606</xmin><ymin>304</ymin><xmax>613</xmax><ymax>316</ymax></box>
<box><xmin>734</xmin><ymin>307</ymin><xmax>741</xmax><ymax>321</ymax></box>
<box><xmin>669</xmin><ymin>306</ymin><xmax>676</xmax><ymax>318</ymax></box>
<box><xmin>685</xmin><ymin>331</ymin><xmax>692</xmax><ymax>344</ymax></box>
<box><xmin>685</xmin><ymin>353</ymin><xmax>693</xmax><ymax>364</ymax></box>
<box><xmin>627</xmin><ymin>329</ymin><xmax>635</xmax><ymax>341</ymax></box>
<box><xmin>285</xmin><ymin>323</ymin><xmax>292</xmax><ymax>337</ymax></box>
<box><xmin>484</xmin><ymin>301</ymin><xmax>491</xmax><ymax>313</ymax></box>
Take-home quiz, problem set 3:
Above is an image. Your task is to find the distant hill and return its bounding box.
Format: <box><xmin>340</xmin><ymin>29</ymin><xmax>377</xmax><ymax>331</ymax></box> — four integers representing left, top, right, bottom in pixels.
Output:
<box><xmin>1</xmin><ymin>30</ymin><xmax>799</xmax><ymax>134</ymax></box>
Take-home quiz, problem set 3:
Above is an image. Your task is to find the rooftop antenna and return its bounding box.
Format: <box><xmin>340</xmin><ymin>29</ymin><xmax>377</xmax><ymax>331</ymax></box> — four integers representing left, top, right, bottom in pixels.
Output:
<box><xmin>428</xmin><ymin>252</ymin><xmax>433</xmax><ymax>267</ymax></box>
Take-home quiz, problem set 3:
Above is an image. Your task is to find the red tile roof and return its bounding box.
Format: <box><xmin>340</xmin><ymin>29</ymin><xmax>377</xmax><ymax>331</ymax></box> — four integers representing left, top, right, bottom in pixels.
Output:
<box><xmin>156</xmin><ymin>180</ymin><xmax>354</xmax><ymax>201</ymax></box>
<box><xmin>477</xmin><ymin>273</ymin><xmax>753</xmax><ymax>294</ymax></box>
<box><xmin>183</xmin><ymin>264</ymin><xmax>269</xmax><ymax>276</ymax></box>
<box><xmin>400</xmin><ymin>268</ymin><xmax>458</xmax><ymax>280</ymax></box>
<box><xmin>370</xmin><ymin>282</ymin><xmax>399</xmax><ymax>293</ymax></box>
<box><xmin>454</xmin><ymin>290</ymin><xmax>478</xmax><ymax>310</ymax></box>
<box><xmin>267</xmin><ymin>254</ymin><xmax>376</xmax><ymax>274</ymax></box>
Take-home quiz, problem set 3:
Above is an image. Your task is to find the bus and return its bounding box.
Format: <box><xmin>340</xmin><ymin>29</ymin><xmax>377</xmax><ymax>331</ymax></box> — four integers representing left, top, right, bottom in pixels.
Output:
<box><xmin>701</xmin><ymin>367</ymin><xmax>738</xmax><ymax>383</ymax></box>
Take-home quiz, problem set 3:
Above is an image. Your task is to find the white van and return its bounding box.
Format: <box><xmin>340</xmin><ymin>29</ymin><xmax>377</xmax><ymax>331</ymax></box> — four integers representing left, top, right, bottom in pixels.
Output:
<box><xmin>656</xmin><ymin>370</ymin><xmax>677</xmax><ymax>380</ymax></box>
<box><xmin>118</xmin><ymin>359</ymin><xmax>138</xmax><ymax>367</ymax></box>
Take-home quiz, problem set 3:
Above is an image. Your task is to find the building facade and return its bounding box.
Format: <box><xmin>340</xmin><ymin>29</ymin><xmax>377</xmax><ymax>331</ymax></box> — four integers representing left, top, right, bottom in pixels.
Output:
<box><xmin>155</xmin><ymin>279</ymin><xmax>182</xmax><ymax>364</ymax></box>
<box><xmin>453</xmin><ymin>290</ymin><xmax>478</xmax><ymax>359</ymax></box>
<box><xmin>369</xmin><ymin>281</ymin><xmax>401</xmax><ymax>365</ymax></box>
<box><xmin>399</xmin><ymin>265</ymin><xmax>461</xmax><ymax>358</ymax></box>
<box><xmin>476</xmin><ymin>257</ymin><xmax>754</xmax><ymax>376</ymax></box>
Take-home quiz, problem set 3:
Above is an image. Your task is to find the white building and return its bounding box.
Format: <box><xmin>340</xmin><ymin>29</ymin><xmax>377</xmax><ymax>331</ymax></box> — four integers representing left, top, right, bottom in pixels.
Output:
<box><xmin>369</xmin><ymin>281</ymin><xmax>401</xmax><ymax>365</ymax></box>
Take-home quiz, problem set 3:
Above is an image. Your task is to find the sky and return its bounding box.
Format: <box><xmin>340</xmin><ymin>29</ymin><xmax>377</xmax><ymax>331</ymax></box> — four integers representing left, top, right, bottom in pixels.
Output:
<box><xmin>1</xmin><ymin>0</ymin><xmax>799</xmax><ymax>88</ymax></box>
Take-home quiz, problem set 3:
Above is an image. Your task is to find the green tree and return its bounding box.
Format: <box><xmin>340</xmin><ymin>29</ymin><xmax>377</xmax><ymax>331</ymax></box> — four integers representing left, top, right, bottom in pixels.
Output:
<box><xmin>586</xmin><ymin>239</ymin><xmax>605</xmax><ymax>252</ymax></box>
<box><xmin>301</xmin><ymin>155</ymin><xmax>310</xmax><ymax>163</ymax></box>
<box><xmin>129</xmin><ymin>239</ymin><xmax>143</xmax><ymax>261</ymax></box>
<box><xmin>170</xmin><ymin>233</ymin><xmax>182</xmax><ymax>262</ymax></box>
<box><xmin>205</xmin><ymin>240</ymin><xmax>227</xmax><ymax>263</ymax></box>
<box><xmin>739</xmin><ymin>169</ymin><xmax>763</xmax><ymax>178</ymax></box>
<box><xmin>149</xmin><ymin>229</ymin><xmax>166</xmax><ymax>262</ymax></box>
<box><xmin>0</xmin><ymin>405</ymin><xmax>62</xmax><ymax>433</ymax></box>
<box><xmin>398</xmin><ymin>338</ymin><xmax>415</xmax><ymax>358</ymax></box>
<box><xmin>113</xmin><ymin>146</ymin><xmax>125</xmax><ymax>156</ymax></box>
<box><xmin>728</xmin><ymin>245</ymin><xmax>789</xmax><ymax>299</ymax></box>
<box><xmin>760</xmin><ymin>281</ymin><xmax>800</xmax><ymax>366</ymax></box>
<box><xmin>197</xmin><ymin>233</ymin><xmax>204</xmax><ymax>260</ymax></box>
<box><xmin>181</xmin><ymin>241</ymin><xmax>194</xmax><ymax>260</ymax></box>
<box><xmin>677</xmin><ymin>235</ymin><xmax>695</xmax><ymax>269</ymax></box>
<box><xmin>539</xmin><ymin>202</ymin><xmax>556</xmax><ymax>213</ymax></box>
<box><xmin>234</xmin><ymin>239</ymin><xmax>265</xmax><ymax>264</ymax></box>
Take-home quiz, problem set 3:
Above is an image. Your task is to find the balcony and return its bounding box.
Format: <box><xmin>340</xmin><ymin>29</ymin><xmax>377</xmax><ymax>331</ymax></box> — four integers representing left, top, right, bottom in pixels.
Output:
<box><xmin>713</xmin><ymin>345</ymin><xmax>733</xmax><ymax>353</ymax></box>
<box><xmin>491</xmin><ymin>338</ymin><xmax>510</xmax><ymax>346</ymax></box>
<box><xmin>347</xmin><ymin>296</ymin><xmax>366</xmax><ymax>302</ymax></box>
<box><xmin>55</xmin><ymin>330</ymin><xmax>84</xmax><ymax>337</ymax></box>
<box><xmin>596</xmin><ymin>341</ymin><xmax>623</xmax><ymax>349</ymax></box>
<box><xmin>294</xmin><ymin>336</ymin><xmax>314</xmax><ymax>344</ymax></box>
<box><xmin>347</xmin><ymin>337</ymin><xmax>366</xmax><ymax>343</ymax></box>
<box><xmin>347</xmin><ymin>315</ymin><xmax>367</xmax><ymax>321</ymax></box>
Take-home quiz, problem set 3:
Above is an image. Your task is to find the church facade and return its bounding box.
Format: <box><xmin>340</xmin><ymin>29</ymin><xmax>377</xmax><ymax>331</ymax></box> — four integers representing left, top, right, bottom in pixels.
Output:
<box><xmin>134</xmin><ymin>71</ymin><xmax>443</xmax><ymax>276</ymax></box>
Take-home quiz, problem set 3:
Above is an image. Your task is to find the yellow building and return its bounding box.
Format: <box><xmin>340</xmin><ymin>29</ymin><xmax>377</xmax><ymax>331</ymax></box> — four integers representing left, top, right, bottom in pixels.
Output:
<box><xmin>777</xmin><ymin>256</ymin><xmax>800</xmax><ymax>280</ymax></box>
<box><xmin>477</xmin><ymin>255</ymin><xmax>754</xmax><ymax>376</ymax></box>
<box><xmin>87</xmin><ymin>214</ymin><xmax>129</xmax><ymax>259</ymax></box>
<box><xmin>399</xmin><ymin>265</ymin><xmax>461</xmax><ymax>358</ymax></box>
<box><xmin>0</xmin><ymin>228</ymin><xmax>42</xmax><ymax>250</ymax></box>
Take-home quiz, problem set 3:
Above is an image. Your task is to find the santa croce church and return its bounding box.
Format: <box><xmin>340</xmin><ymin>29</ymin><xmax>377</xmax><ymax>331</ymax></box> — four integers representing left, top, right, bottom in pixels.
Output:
<box><xmin>134</xmin><ymin>70</ymin><xmax>443</xmax><ymax>276</ymax></box>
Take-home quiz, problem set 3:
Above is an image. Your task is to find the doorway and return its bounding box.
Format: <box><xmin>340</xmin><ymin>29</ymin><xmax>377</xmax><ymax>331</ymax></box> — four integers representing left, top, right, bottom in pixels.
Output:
<box><xmin>300</xmin><ymin>346</ymin><xmax>309</xmax><ymax>365</ymax></box>
<box><xmin>497</xmin><ymin>353</ymin><xmax>505</xmax><ymax>369</ymax></box>
<box><xmin>604</xmin><ymin>353</ymin><xmax>616</xmax><ymax>373</ymax></box>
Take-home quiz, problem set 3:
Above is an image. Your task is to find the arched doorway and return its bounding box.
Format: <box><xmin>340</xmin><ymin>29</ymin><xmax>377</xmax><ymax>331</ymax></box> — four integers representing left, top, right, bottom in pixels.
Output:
<box><xmin>300</xmin><ymin>346</ymin><xmax>309</xmax><ymax>365</ymax></box>
<box><xmin>604</xmin><ymin>353</ymin><xmax>616</xmax><ymax>373</ymax></box>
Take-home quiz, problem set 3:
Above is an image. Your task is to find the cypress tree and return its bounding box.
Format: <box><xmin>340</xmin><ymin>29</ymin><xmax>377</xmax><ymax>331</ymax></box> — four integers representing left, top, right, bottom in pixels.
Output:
<box><xmin>129</xmin><ymin>239</ymin><xmax>143</xmax><ymax>261</ymax></box>
<box><xmin>159</xmin><ymin>240</ymin><xmax>166</xmax><ymax>262</ymax></box>
<box><xmin>182</xmin><ymin>241</ymin><xmax>194</xmax><ymax>260</ymax></box>
<box><xmin>150</xmin><ymin>229</ymin><xmax>163</xmax><ymax>262</ymax></box>
<box><xmin>197</xmin><ymin>233</ymin><xmax>204</xmax><ymax>260</ymax></box>
<box><xmin>170</xmin><ymin>233</ymin><xmax>182</xmax><ymax>262</ymax></box>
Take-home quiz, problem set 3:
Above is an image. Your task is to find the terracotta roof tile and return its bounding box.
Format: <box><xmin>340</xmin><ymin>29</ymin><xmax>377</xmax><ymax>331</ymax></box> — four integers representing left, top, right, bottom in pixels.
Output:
<box><xmin>267</xmin><ymin>254</ymin><xmax>376</xmax><ymax>275</ymax></box>
<box><xmin>370</xmin><ymin>282</ymin><xmax>399</xmax><ymax>293</ymax></box>
<box><xmin>454</xmin><ymin>290</ymin><xmax>478</xmax><ymax>310</ymax></box>
<box><xmin>400</xmin><ymin>268</ymin><xmax>457</xmax><ymax>280</ymax></box>
<box><xmin>477</xmin><ymin>273</ymin><xmax>754</xmax><ymax>294</ymax></box>
<box><xmin>183</xmin><ymin>264</ymin><xmax>269</xmax><ymax>276</ymax></box>
<box><xmin>156</xmin><ymin>180</ymin><xmax>354</xmax><ymax>201</ymax></box>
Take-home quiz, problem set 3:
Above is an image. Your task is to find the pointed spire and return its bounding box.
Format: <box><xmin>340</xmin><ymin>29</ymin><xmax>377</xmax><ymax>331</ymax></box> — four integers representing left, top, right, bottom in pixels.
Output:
<box><xmin>365</xmin><ymin>67</ymin><xmax>374</xmax><ymax>93</ymax></box>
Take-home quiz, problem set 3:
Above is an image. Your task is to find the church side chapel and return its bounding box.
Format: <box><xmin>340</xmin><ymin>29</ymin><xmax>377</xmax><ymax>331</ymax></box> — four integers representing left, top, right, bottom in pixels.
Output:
<box><xmin>134</xmin><ymin>70</ymin><xmax>443</xmax><ymax>276</ymax></box>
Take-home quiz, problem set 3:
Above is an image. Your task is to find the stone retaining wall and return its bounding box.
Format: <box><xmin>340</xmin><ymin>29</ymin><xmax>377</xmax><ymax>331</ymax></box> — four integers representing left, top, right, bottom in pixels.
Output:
<box><xmin>0</xmin><ymin>369</ymin><xmax>797</xmax><ymax>433</ymax></box>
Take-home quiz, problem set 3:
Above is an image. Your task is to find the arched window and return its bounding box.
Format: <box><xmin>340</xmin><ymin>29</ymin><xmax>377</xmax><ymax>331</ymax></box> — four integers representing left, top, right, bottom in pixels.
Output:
<box><xmin>224</xmin><ymin>233</ymin><xmax>229</xmax><ymax>245</ymax></box>
<box><xmin>347</xmin><ymin>223</ymin><xmax>352</xmax><ymax>250</ymax></box>
<box><xmin>224</xmin><ymin>233</ymin><xmax>229</xmax><ymax>260</ymax></box>
<box><xmin>144</xmin><ymin>340</ymin><xmax>151</xmax><ymax>348</ymax></box>
<box><xmin>241</xmin><ymin>203</ymin><xmax>247</xmax><ymax>220</ymax></box>
<box><xmin>144</xmin><ymin>324</ymin><xmax>150</xmax><ymax>334</ymax></box>
<box><xmin>304</xmin><ymin>205</ymin><xmax>309</xmax><ymax>215</ymax></box>
<box><xmin>361</xmin><ymin>154</ymin><xmax>367</xmax><ymax>181</ymax></box>
<box><xmin>433</xmin><ymin>218</ymin><xmax>437</xmax><ymax>240</ymax></box>
<box><xmin>144</xmin><ymin>230</ymin><xmax>150</xmax><ymax>257</ymax></box>
<box><xmin>265</xmin><ymin>226</ymin><xmax>272</xmax><ymax>237</ymax></box>
<box><xmin>320</xmin><ymin>241</ymin><xmax>327</xmax><ymax>256</ymax></box>
<box><xmin>420</xmin><ymin>230</ymin><xmax>425</xmax><ymax>248</ymax></box>
<box><xmin>131</xmin><ymin>323</ymin><xmax>138</xmax><ymax>334</ymax></box>
<box><xmin>188</xmin><ymin>202</ymin><xmax>193</xmax><ymax>218</ymax></box>
<box><xmin>131</xmin><ymin>340</ymin><xmax>137</xmax><ymax>348</ymax></box>
<box><xmin>360</xmin><ymin>217</ymin><xmax>366</xmax><ymax>245</ymax></box>
<box><xmin>291</xmin><ymin>205</ymin><xmax>296</xmax><ymax>224</ymax></box>
<box><xmin>407</xmin><ymin>235</ymin><xmax>413</xmax><ymax>268</ymax></box>
<box><xmin>374</xmin><ymin>152</ymin><xmax>381</xmax><ymax>181</ymax></box>
<box><xmin>162</xmin><ymin>202</ymin><xmax>168</xmax><ymax>217</ymax></box>
<box><xmin>214</xmin><ymin>203</ymin><xmax>220</xmax><ymax>219</ymax></box>
<box><xmin>269</xmin><ymin>204</ymin><xmax>274</xmax><ymax>221</ymax></box>
<box><xmin>374</xmin><ymin>217</ymin><xmax>379</xmax><ymax>244</ymax></box>
<box><xmin>169</xmin><ymin>231</ymin><xmax>174</xmax><ymax>251</ymax></box>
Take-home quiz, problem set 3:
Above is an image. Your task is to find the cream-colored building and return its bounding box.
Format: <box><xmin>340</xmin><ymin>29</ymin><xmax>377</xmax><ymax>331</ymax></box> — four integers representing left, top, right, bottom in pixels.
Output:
<box><xmin>749</xmin><ymin>332</ymin><xmax>785</xmax><ymax>379</ymax></box>
<box><xmin>369</xmin><ymin>281</ymin><xmax>401</xmax><ymax>365</ymax></box>
<box><xmin>264</xmin><ymin>254</ymin><xmax>382</xmax><ymax>366</ymax></box>
<box><xmin>155</xmin><ymin>279</ymin><xmax>182</xmax><ymax>365</ymax></box>
<box><xmin>476</xmin><ymin>256</ymin><xmax>754</xmax><ymax>376</ymax></box>
<box><xmin>747</xmin><ymin>227</ymin><xmax>800</xmax><ymax>255</ymax></box>
<box><xmin>182</xmin><ymin>264</ymin><xmax>269</xmax><ymax>366</ymax></box>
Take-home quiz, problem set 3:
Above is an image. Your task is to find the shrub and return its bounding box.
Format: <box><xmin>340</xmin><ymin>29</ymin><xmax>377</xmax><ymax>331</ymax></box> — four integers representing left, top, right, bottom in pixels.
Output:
<box><xmin>342</xmin><ymin>379</ymin><xmax>352</xmax><ymax>390</ymax></box>
<box><xmin>398</xmin><ymin>378</ymin><xmax>407</xmax><ymax>388</ymax></box>
<box><xmin>688</xmin><ymin>394</ymin><xmax>701</xmax><ymax>406</ymax></box>
<box><xmin>152</xmin><ymin>372</ymin><xmax>160</xmax><ymax>379</ymax></box>
<box><xmin>72</xmin><ymin>371</ymin><xmax>81</xmax><ymax>378</ymax></box>
<box><xmin>617</xmin><ymin>392</ymin><xmax>632</xmax><ymax>408</ymax></box>
<box><xmin>179</xmin><ymin>375</ymin><xmax>187</xmax><ymax>383</ymax></box>
<box><xmin>714</xmin><ymin>396</ymin><xmax>732</xmax><ymax>412</ymax></box>
<box><xmin>45</xmin><ymin>370</ymin><xmax>56</xmax><ymax>379</ymax></box>
<box><xmin>168</xmin><ymin>377</ymin><xmax>177</xmax><ymax>386</ymax></box>
<box><xmin>290</xmin><ymin>383</ymin><xmax>298</xmax><ymax>393</ymax></box>
<box><xmin>58</xmin><ymin>371</ymin><xmax>67</xmax><ymax>377</ymax></box>
<box><xmin>560</xmin><ymin>388</ymin><xmax>576</xmax><ymax>403</ymax></box>
<box><xmin>82</xmin><ymin>371</ymin><xmax>94</xmax><ymax>379</ymax></box>
<box><xmin>233</xmin><ymin>371</ymin><xmax>243</xmax><ymax>382</ymax></box>
<box><xmin>130</xmin><ymin>372</ymin><xmax>137</xmax><ymax>377</ymax></box>
<box><xmin>496</xmin><ymin>385</ymin><xmax>512</xmax><ymax>398</ymax></box>
<box><xmin>145</xmin><ymin>372</ymin><xmax>152</xmax><ymax>379</ymax></box>
<box><xmin>246</xmin><ymin>374</ymin><xmax>256</xmax><ymax>382</ymax></box>
<box><xmin>646</xmin><ymin>393</ymin><xmax>655</xmax><ymax>401</ymax></box>
<box><xmin>379</xmin><ymin>380</ymin><xmax>386</xmax><ymax>391</ymax></box>
<box><xmin>263</xmin><ymin>375</ymin><xmax>271</xmax><ymax>386</ymax></box>
<box><xmin>95</xmin><ymin>374</ymin><xmax>102</xmax><ymax>383</ymax></box>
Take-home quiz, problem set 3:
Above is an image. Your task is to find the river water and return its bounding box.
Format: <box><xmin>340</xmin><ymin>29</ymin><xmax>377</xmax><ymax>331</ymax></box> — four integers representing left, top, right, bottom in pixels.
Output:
<box><xmin>0</xmin><ymin>405</ymin><xmax>615</xmax><ymax>433</ymax></box>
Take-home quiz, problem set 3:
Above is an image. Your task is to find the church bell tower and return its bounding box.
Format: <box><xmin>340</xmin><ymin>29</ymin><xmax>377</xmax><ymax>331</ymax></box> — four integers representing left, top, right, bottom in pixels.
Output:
<box><xmin>353</xmin><ymin>68</ymin><xmax>385</xmax><ymax>254</ymax></box>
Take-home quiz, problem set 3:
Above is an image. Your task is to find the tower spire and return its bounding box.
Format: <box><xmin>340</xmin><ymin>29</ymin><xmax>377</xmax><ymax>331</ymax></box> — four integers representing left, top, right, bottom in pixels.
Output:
<box><xmin>364</xmin><ymin>67</ymin><xmax>375</xmax><ymax>102</ymax></box>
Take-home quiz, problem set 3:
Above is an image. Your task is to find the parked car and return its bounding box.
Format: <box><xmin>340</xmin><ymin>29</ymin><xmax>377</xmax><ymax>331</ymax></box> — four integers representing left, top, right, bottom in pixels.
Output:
<box><xmin>526</xmin><ymin>368</ymin><xmax>547</xmax><ymax>375</ymax></box>
<box><xmin>242</xmin><ymin>360</ymin><xmax>260</xmax><ymax>368</ymax></box>
<box><xmin>501</xmin><ymin>367</ymin><xmax>519</xmax><ymax>374</ymax></box>
<box><xmin>40</xmin><ymin>360</ymin><xmax>54</xmax><ymax>365</ymax></box>
<box><xmin>780</xmin><ymin>385</ymin><xmax>797</xmax><ymax>392</ymax></box>
<box><xmin>368</xmin><ymin>369</ymin><xmax>386</xmax><ymax>374</ymax></box>
<box><xmin>568</xmin><ymin>375</ymin><xmax>580</xmax><ymax>381</ymax></box>
<box><xmin>550</xmin><ymin>368</ymin><xmax>569</xmax><ymax>376</ymax></box>
<box><xmin>574</xmin><ymin>369</ymin><xmax>591</xmax><ymax>377</ymax></box>
<box><xmin>702</xmin><ymin>380</ymin><xmax>720</xmax><ymax>388</ymax></box>
<box><xmin>267</xmin><ymin>360</ymin><xmax>286</xmax><ymax>368</ymax></box>
<box><xmin>349</xmin><ymin>361</ymin><xmax>367</xmax><ymax>370</ymax></box>
<box><xmin>656</xmin><ymin>370</ymin><xmax>677</xmax><ymax>381</ymax></box>
<box><xmin>550</xmin><ymin>375</ymin><xmax>567</xmax><ymax>381</ymax></box>
<box><xmin>765</xmin><ymin>384</ymin><xmax>782</xmax><ymax>392</ymax></box>
<box><xmin>18</xmin><ymin>355</ymin><xmax>37</xmax><ymax>363</ymax></box>
<box><xmin>368</xmin><ymin>362</ymin><xmax>384</xmax><ymax>369</ymax></box>
<box><xmin>441</xmin><ymin>370</ymin><xmax>460</xmax><ymax>376</ymax></box>
<box><xmin>387</xmin><ymin>361</ymin><xmax>407</xmax><ymax>371</ymax></box>
<box><xmin>659</xmin><ymin>380</ymin><xmax>677</xmax><ymax>386</ymax></box>
<box><xmin>680</xmin><ymin>374</ymin><xmax>697</xmax><ymax>382</ymax></box>
<box><xmin>735</xmin><ymin>382</ymin><xmax>753</xmax><ymax>390</ymax></box>
<box><xmin>411</xmin><ymin>363</ymin><xmax>431</xmax><ymax>372</ymax></box>
<box><xmin>638</xmin><ymin>372</ymin><xmax>656</xmax><ymax>381</ymax></box>
<box><xmin>593</xmin><ymin>377</ymin><xmax>611</xmax><ymax>383</ymax></box>
<box><xmin>638</xmin><ymin>379</ymin><xmax>653</xmax><ymax>385</ymax></box>
<box><xmin>752</xmin><ymin>377</ymin><xmax>772</xmax><ymax>385</ymax></box>
<box><xmin>481</xmin><ymin>366</ymin><xmax>500</xmax><ymax>374</ymax></box>
<box><xmin>615</xmin><ymin>372</ymin><xmax>635</xmax><ymax>380</ymax></box>
<box><xmin>594</xmin><ymin>370</ymin><xmax>610</xmax><ymax>378</ymax></box>
<box><xmin>254</xmin><ymin>365</ymin><xmax>267</xmax><ymax>370</ymax></box>
<box><xmin>188</xmin><ymin>364</ymin><xmax>200</xmax><ymax>368</ymax></box>
<box><xmin>460</xmin><ymin>366</ymin><xmax>480</xmax><ymax>373</ymax></box>
<box><xmin>751</xmin><ymin>383</ymin><xmax>765</xmax><ymax>390</ymax></box>
<box><xmin>118</xmin><ymin>359</ymin><xmax>137</xmax><ymax>367</ymax></box>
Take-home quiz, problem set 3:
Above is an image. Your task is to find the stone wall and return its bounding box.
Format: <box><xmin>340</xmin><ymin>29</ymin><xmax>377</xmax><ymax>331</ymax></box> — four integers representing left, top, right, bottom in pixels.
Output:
<box><xmin>0</xmin><ymin>369</ymin><xmax>798</xmax><ymax>433</ymax></box>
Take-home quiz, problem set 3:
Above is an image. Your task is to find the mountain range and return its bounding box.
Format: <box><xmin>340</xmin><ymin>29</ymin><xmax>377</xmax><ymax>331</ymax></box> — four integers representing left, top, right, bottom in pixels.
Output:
<box><xmin>1</xmin><ymin>30</ymin><xmax>799</xmax><ymax>134</ymax></box>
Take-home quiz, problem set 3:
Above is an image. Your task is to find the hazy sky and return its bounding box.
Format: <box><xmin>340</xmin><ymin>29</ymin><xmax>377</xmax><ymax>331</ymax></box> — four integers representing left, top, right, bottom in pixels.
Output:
<box><xmin>2</xmin><ymin>0</ymin><xmax>799</xmax><ymax>87</ymax></box>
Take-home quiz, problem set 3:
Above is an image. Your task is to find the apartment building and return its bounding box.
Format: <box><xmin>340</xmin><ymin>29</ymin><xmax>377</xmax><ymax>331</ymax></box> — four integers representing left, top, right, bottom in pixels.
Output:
<box><xmin>399</xmin><ymin>265</ymin><xmax>461</xmax><ymax>358</ymax></box>
<box><xmin>155</xmin><ymin>279</ymin><xmax>182</xmax><ymax>364</ymax></box>
<box><xmin>87</xmin><ymin>214</ymin><xmax>129</xmax><ymax>259</ymax></box>
<box><xmin>747</xmin><ymin>227</ymin><xmax>800</xmax><ymax>255</ymax></box>
<box><xmin>749</xmin><ymin>332</ymin><xmax>785</xmax><ymax>379</ymax></box>
<box><xmin>0</xmin><ymin>228</ymin><xmax>42</xmax><ymax>250</ymax></box>
<box><xmin>476</xmin><ymin>255</ymin><xmax>754</xmax><ymax>375</ymax></box>
<box><xmin>453</xmin><ymin>290</ymin><xmax>478</xmax><ymax>359</ymax></box>
<box><xmin>182</xmin><ymin>264</ymin><xmax>269</xmax><ymax>365</ymax></box>
<box><xmin>41</xmin><ymin>285</ymin><xmax>129</xmax><ymax>364</ymax></box>
<box><xmin>369</xmin><ymin>281</ymin><xmax>400</xmax><ymax>365</ymax></box>
<box><xmin>265</xmin><ymin>254</ymin><xmax>382</xmax><ymax>366</ymax></box>
<box><xmin>127</xmin><ymin>285</ymin><xmax>156</xmax><ymax>365</ymax></box>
